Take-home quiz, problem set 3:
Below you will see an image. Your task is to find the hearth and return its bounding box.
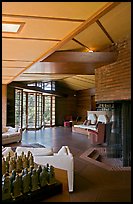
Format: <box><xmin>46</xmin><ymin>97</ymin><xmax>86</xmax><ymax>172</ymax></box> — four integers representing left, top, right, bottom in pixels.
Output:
<box><xmin>96</xmin><ymin>100</ymin><xmax>131</xmax><ymax>167</ymax></box>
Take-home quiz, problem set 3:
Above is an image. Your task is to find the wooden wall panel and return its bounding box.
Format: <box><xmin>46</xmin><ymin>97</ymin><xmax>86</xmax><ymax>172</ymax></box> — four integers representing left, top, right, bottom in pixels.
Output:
<box><xmin>2</xmin><ymin>84</ymin><xmax>7</xmax><ymax>127</ymax></box>
<box><xmin>95</xmin><ymin>38</ymin><xmax>131</xmax><ymax>101</ymax></box>
<box><xmin>76</xmin><ymin>88</ymin><xmax>95</xmax><ymax>121</ymax></box>
<box><xmin>7</xmin><ymin>86</ymin><xmax>15</xmax><ymax>127</ymax></box>
<box><xmin>55</xmin><ymin>87</ymin><xmax>95</xmax><ymax>125</ymax></box>
<box><xmin>55</xmin><ymin>95</ymin><xmax>77</xmax><ymax>126</ymax></box>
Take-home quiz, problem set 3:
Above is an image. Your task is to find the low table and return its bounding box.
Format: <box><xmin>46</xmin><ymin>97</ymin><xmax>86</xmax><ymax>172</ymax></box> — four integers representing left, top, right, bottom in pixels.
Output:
<box><xmin>43</xmin><ymin>168</ymin><xmax>70</xmax><ymax>202</ymax></box>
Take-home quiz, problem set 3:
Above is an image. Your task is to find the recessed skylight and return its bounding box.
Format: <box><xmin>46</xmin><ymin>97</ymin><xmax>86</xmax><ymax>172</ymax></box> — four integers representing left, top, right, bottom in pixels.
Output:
<box><xmin>2</xmin><ymin>22</ymin><xmax>25</xmax><ymax>33</ymax></box>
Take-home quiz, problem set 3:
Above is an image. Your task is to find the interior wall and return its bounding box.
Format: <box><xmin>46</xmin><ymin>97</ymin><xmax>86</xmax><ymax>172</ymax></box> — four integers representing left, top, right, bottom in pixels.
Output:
<box><xmin>7</xmin><ymin>86</ymin><xmax>15</xmax><ymax>127</ymax></box>
<box><xmin>76</xmin><ymin>88</ymin><xmax>95</xmax><ymax>121</ymax></box>
<box><xmin>2</xmin><ymin>84</ymin><xmax>7</xmax><ymax>127</ymax></box>
<box><xmin>95</xmin><ymin>37</ymin><xmax>131</xmax><ymax>101</ymax></box>
<box><xmin>55</xmin><ymin>87</ymin><xmax>95</xmax><ymax>125</ymax></box>
<box><xmin>55</xmin><ymin>94</ymin><xmax>77</xmax><ymax>126</ymax></box>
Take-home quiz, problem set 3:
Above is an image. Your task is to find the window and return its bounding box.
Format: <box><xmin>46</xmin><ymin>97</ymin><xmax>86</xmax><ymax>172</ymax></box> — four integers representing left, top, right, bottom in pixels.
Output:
<box><xmin>43</xmin><ymin>81</ymin><xmax>55</xmax><ymax>91</ymax></box>
<box><xmin>27</xmin><ymin>81</ymin><xmax>55</xmax><ymax>91</ymax></box>
<box><xmin>43</xmin><ymin>95</ymin><xmax>55</xmax><ymax>126</ymax></box>
<box><xmin>28</xmin><ymin>93</ymin><xmax>36</xmax><ymax>128</ymax></box>
<box><xmin>37</xmin><ymin>82</ymin><xmax>42</xmax><ymax>88</ymax></box>
<box><xmin>27</xmin><ymin>83</ymin><xmax>36</xmax><ymax>86</ymax></box>
<box><xmin>36</xmin><ymin>93</ymin><xmax>42</xmax><ymax>128</ymax></box>
<box><xmin>22</xmin><ymin>92</ymin><xmax>26</xmax><ymax>129</ymax></box>
<box><xmin>15</xmin><ymin>88</ymin><xmax>55</xmax><ymax>129</ymax></box>
<box><xmin>15</xmin><ymin>89</ymin><xmax>22</xmax><ymax>127</ymax></box>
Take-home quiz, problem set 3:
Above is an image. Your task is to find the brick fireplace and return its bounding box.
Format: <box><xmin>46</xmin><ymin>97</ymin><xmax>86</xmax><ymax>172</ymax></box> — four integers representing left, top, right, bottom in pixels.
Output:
<box><xmin>95</xmin><ymin>38</ymin><xmax>131</xmax><ymax>167</ymax></box>
<box><xmin>96</xmin><ymin>100</ymin><xmax>131</xmax><ymax>167</ymax></box>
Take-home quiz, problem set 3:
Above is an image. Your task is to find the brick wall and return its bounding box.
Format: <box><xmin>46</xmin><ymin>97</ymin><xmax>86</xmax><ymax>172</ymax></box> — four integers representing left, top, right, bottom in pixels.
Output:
<box><xmin>95</xmin><ymin>38</ymin><xmax>131</xmax><ymax>101</ymax></box>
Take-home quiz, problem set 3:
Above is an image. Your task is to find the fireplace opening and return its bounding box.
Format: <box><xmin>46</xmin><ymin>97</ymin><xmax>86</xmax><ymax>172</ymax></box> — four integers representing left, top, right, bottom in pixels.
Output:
<box><xmin>96</xmin><ymin>100</ymin><xmax>131</xmax><ymax>167</ymax></box>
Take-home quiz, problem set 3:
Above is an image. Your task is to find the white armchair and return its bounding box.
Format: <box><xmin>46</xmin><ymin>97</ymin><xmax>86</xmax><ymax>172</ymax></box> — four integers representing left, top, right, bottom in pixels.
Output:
<box><xmin>16</xmin><ymin>146</ymin><xmax>74</xmax><ymax>192</ymax></box>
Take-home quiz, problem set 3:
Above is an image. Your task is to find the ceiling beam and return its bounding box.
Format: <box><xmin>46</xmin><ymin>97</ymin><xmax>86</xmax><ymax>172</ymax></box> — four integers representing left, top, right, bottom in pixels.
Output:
<box><xmin>96</xmin><ymin>20</ymin><xmax>114</xmax><ymax>44</ymax></box>
<box><xmin>2</xmin><ymin>13</ymin><xmax>85</xmax><ymax>23</ymax></box>
<box><xmin>41</xmin><ymin>51</ymin><xmax>118</xmax><ymax>63</ymax></box>
<box><xmin>22</xmin><ymin>62</ymin><xmax>95</xmax><ymax>74</ymax></box>
<box><xmin>39</xmin><ymin>2</ymin><xmax>120</xmax><ymax>61</ymax></box>
<box><xmin>72</xmin><ymin>38</ymin><xmax>90</xmax><ymax>50</ymax></box>
<box><xmin>9</xmin><ymin>2</ymin><xmax>120</xmax><ymax>84</ymax></box>
<box><xmin>2</xmin><ymin>36</ymin><xmax>61</xmax><ymax>42</ymax></box>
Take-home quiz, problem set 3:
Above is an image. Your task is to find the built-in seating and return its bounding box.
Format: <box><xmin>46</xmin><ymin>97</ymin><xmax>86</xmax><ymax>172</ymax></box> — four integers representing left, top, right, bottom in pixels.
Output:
<box><xmin>2</xmin><ymin>126</ymin><xmax>22</xmax><ymax>145</ymax></box>
<box><xmin>72</xmin><ymin>111</ymin><xmax>111</xmax><ymax>141</ymax></box>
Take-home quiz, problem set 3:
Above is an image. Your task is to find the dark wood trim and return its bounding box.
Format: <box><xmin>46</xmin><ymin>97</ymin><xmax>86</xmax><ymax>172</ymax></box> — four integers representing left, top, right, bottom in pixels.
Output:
<box><xmin>50</xmin><ymin>97</ymin><xmax>52</xmax><ymax>127</ymax></box>
<box><xmin>26</xmin><ymin>93</ymin><xmax>28</xmax><ymax>129</ymax></box>
<box><xmin>42</xmin><ymin>51</ymin><xmax>118</xmax><ymax>63</ymax></box>
<box><xmin>21</xmin><ymin>90</ymin><xmax>23</xmax><ymax>128</ymax></box>
<box><xmin>72</xmin><ymin>38</ymin><xmax>90</xmax><ymax>50</ymax></box>
<box><xmin>35</xmin><ymin>93</ymin><xmax>37</xmax><ymax>129</ymax></box>
<box><xmin>96</xmin><ymin>20</ymin><xmax>114</xmax><ymax>44</ymax></box>
<box><xmin>21</xmin><ymin>62</ymin><xmax>95</xmax><ymax>74</ymax></box>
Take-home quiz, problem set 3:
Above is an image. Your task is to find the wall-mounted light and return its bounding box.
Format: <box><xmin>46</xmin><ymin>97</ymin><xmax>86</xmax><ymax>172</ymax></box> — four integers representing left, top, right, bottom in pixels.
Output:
<box><xmin>89</xmin><ymin>50</ymin><xmax>94</xmax><ymax>53</ymax></box>
<box><xmin>2</xmin><ymin>21</ymin><xmax>25</xmax><ymax>33</ymax></box>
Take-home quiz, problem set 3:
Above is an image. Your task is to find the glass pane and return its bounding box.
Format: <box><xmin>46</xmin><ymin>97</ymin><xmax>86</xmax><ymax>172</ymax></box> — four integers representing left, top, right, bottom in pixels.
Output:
<box><xmin>15</xmin><ymin>89</ymin><xmax>22</xmax><ymax>127</ymax></box>
<box><xmin>22</xmin><ymin>92</ymin><xmax>26</xmax><ymax>128</ymax></box>
<box><xmin>28</xmin><ymin>93</ymin><xmax>35</xmax><ymax>128</ymax></box>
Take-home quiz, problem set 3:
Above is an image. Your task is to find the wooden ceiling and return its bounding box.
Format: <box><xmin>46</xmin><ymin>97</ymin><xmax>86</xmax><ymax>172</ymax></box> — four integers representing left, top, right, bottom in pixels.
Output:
<box><xmin>2</xmin><ymin>2</ymin><xmax>131</xmax><ymax>90</ymax></box>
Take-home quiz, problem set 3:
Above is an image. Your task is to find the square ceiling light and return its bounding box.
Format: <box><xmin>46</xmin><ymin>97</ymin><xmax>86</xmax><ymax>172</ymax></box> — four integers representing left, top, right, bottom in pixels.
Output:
<box><xmin>2</xmin><ymin>21</ymin><xmax>25</xmax><ymax>33</ymax></box>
